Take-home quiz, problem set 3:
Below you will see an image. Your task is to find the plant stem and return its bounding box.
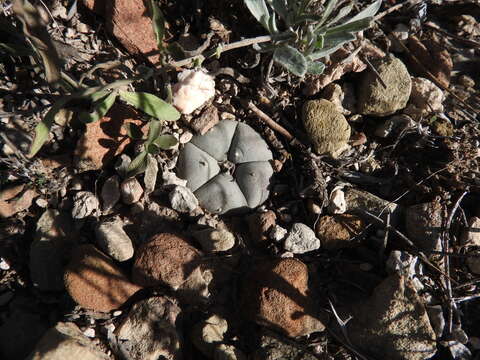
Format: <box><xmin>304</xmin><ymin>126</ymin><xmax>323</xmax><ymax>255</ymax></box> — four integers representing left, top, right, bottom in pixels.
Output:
<box><xmin>169</xmin><ymin>35</ymin><xmax>272</xmax><ymax>68</ymax></box>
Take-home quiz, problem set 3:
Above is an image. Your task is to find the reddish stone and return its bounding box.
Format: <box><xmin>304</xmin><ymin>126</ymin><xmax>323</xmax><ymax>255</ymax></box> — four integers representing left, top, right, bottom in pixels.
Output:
<box><xmin>247</xmin><ymin>210</ymin><xmax>277</xmax><ymax>244</ymax></box>
<box><xmin>74</xmin><ymin>103</ymin><xmax>146</xmax><ymax>172</ymax></box>
<box><xmin>106</xmin><ymin>0</ymin><xmax>161</xmax><ymax>65</ymax></box>
<box><xmin>243</xmin><ymin>258</ymin><xmax>325</xmax><ymax>337</ymax></box>
<box><xmin>315</xmin><ymin>214</ymin><xmax>364</xmax><ymax>250</ymax></box>
<box><xmin>64</xmin><ymin>245</ymin><xmax>141</xmax><ymax>312</ymax></box>
<box><xmin>407</xmin><ymin>35</ymin><xmax>452</xmax><ymax>88</ymax></box>
<box><xmin>0</xmin><ymin>184</ymin><xmax>37</xmax><ymax>218</ymax></box>
<box><xmin>132</xmin><ymin>233</ymin><xmax>202</xmax><ymax>289</ymax></box>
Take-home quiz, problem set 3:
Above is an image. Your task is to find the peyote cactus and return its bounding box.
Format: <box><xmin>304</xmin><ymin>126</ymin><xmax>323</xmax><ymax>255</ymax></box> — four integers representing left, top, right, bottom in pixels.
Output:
<box><xmin>176</xmin><ymin>120</ymin><xmax>273</xmax><ymax>214</ymax></box>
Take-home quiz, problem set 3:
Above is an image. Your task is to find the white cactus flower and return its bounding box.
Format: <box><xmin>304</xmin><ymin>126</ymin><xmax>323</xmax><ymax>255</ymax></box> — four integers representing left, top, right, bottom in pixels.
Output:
<box><xmin>172</xmin><ymin>70</ymin><xmax>215</xmax><ymax>115</ymax></box>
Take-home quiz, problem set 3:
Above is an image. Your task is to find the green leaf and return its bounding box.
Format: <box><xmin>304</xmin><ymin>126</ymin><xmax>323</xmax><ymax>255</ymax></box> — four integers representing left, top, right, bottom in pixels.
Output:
<box><xmin>78</xmin><ymin>91</ymin><xmax>117</xmax><ymax>124</ymax></box>
<box><xmin>123</xmin><ymin>123</ymin><xmax>144</xmax><ymax>140</ymax></box>
<box><xmin>307</xmin><ymin>43</ymin><xmax>344</xmax><ymax>61</ymax></box>
<box><xmin>244</xmin><ymin>0</ymin><xmax>271</xmax><ymax>32</ymax></box>
<box><xmin>146</xmin><ymin>143</ymin><xmax>160</xmax><ymax>155</ymax></box>
<box><xmin>325</xmin><ymin>3</ymin><xmax>354</xmax><ymax>26</ymax></box>
<box><xmin>306</xmin><ymin>61</ymin><xmax>325</xmax><ymax>75</ymax></box>
<box><xmin>323</xmin><ymin>31</ymin><xmax>356</xmax><ymax>48</ymax></box>
<box><xmin>153</xmin><ymin>134</ymin><xmax>178</xmax><ymax>149</ymax></box>
<box><xmin>127</xmin><ymin>150</ymin><xmax>148</xmax><ymax>177</ymax></box>
<box><xmin>318</xmin><ymin>0</ymin><xmax>338</xmax><ymax>27</ymax></box>
<box><xmin>266</xmin><ymin>0</ymin><xmax>288</xmax><ymax>21</ymax></box>
<box><xmin>345</xmin><ymin>0</ymin><xmax>381</xmax><ymax>24</ymax></box>
<box><xmin>267</xmin><ymin>11</ymin><xmax>278</xmax><ymax>34</ymax></box>
<box><xmin>119</xmin><ymin>91</ymin><xmax>180</xmax><ymax>121</ymax></box>
<box><xmin>148</xmin><ymin>0</ymin><xmax>165</xmax><ymax>50</ymax></box>
<box><xmin>273</xmin><ymin>45</ymin><xmax>307</xmax><ymax>77</ymax></box>
<box><xmin>147</xmin><ymin>120</ymin><xmax>163</xmax><ymax>144</ymax></box>
<box><xmin>325</xmin><ymin>17</ymin><xmax>373</xmax><ymax>35</ymax></box>
<box><xmin>29</xmin><ymin>97</ymin><xmax>69</xmax><ymax>157</ymax></box>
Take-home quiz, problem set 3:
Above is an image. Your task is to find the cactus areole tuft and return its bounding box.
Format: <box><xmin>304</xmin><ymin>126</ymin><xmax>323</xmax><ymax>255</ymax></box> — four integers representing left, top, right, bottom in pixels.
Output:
<box><xmin>176</xmin><ymin>120</ymin><xmax>273</xmax><ymax>214</ymax></box>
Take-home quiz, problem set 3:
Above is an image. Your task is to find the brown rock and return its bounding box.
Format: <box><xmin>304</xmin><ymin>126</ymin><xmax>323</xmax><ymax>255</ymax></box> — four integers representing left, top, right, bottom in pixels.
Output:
<box><xmin>27</xmin><ymin>322</ymin><xmax>109</xmax><ymax>360</ymax></box>
<box><xmin>247</xmin><ymin>210</ymin><xmax>277</xmax><ymax>244</ymax></box>
<box><xmin>405</xmin><ymin>199</ymin><xmax>445</xmax><ymax>252</ymax></box>
<box><xmin>407</xmin><ymin>35</ymin><xmax>452</xmax><ymax>88</ymax></box>
<box><xmin>243</xmin><ymin>258</ymin><xmax>325</xmax><ymax>337</ymax></box>
<box><xmin>0</xmin><ymin>184</ymin><xmax>37</xmax><ymax>218</ymax></box>
<box><xmin>74</xmin><ymin>104</ymin><xmax>146</xmax><ymax>172</ymax></box>
<box><xmin>106</xmin><ymin>0</ymin><xmax>161</xmax><ymax>65</ymax></box>
<box><xmin>190</xmin><ymin>106</ymin><xmax>220</xmax><ymax>135</ymax></box>
<box><xmin>64</xmin><ymin>245</ymin><xmax>141</xmax><ymax>312</ymax></box>
<box><xmin>132</xmin><ymin>233</ymin><xmax>202</xmax><ymax>289</ymax></box>
<box><xmin>315</xmin><ymin>214</ymin><xmax>364</xmax><ymax>250</ymax></box>
<box><xmin>347</xmin><ymin>274</ymin><xmax>437</xmax><ymax>360</ymax></box>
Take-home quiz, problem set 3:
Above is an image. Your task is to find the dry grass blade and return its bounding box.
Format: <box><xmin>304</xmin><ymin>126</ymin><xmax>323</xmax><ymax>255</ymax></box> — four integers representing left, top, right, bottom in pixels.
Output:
<box><xmin>12</xmin><ymin>0</ymin><xmax>61</xmax><ymax>87</ymax></box>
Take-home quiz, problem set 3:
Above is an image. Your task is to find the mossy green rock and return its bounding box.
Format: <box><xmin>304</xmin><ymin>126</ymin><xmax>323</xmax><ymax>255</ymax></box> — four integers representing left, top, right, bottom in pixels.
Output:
<box><xmin>302</xmin><ymin>99</ymin><xmax>351</xmax><ymax>156</ymax></box>
<box><xmin>357</xmin><ymin>55</ymin><xmax>412</xmax><ymax>116</ymax></box>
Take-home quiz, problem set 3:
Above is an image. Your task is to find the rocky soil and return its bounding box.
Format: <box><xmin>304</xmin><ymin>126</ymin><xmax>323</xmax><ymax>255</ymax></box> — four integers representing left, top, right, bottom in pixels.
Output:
<box><xmin>1</xmin><ymin>0</ymin><xmax>480</xmax><ymax>359</ymax></box>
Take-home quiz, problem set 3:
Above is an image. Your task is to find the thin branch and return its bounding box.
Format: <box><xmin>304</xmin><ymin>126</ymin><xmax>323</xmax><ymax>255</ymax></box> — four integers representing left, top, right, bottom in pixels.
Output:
<box><xmin>169</xmin><ymin>35</ymin><xmax>272</xmax><ymax>68</ymax></box>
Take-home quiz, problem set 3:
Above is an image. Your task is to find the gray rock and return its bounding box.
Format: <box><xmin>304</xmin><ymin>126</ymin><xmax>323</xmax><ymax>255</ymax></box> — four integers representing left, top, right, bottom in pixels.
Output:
<box><xmin>191</xmin><ymin>314</ymin><xmax>228</xmax><ymax>357</ymax></box>
<box><xmin>427</xmin><ymin>305</ymin><xmax>445</xmax><ymax>338</ymax></box>
<box><xmin>120</xmin><ymin>177</ymin><xmax>143</xmax><ymax>204</ymax></box>
<box><xmin>72</xmin><ymin>191</ymin><xmax>100</xmax><ymax>219</ymax></box>
<box><xmin>347</xmin><ymin>273</ymin><xmax>437</xmax><ymax>360</ymax></box>
<box><xmin>30</xmin><ymin>209</ymin><xmax>76</xmax><ymax>291</ymax></box>
<box><xmin>344</xmin><ymin>187</ymin><xmax>400</xmax><ymax>223</ymax></box>
<box><xmin>115</xmin><ymin>296</ymin><xmax>181</xmax><ymax>360</ymax></box>
<box><xmin>254</xmin><ymin>330</ymin><xmax>318</xmax><ymax>360</ymax></box>
<box><xmin>357</xmin><ymin>55</ymin><xmax>412</xmax><ymax>116</ymax></box>
<box><xmin>101</xmin><ymin>175</ymin><xmax>120</xmax><ymax>213</ymax></box>
<box><xmin>192</xmin><ymin>228</ymin><xmax>235</xmax><ymax>252</ymax></box>
<box><xmin>144</xmin><ymin>154</ymin><xmax>159</xmax><ymax>194</ymax></box>
<box><xmin>269</xmin><ymin>225</ymin><xmax>287</xmax><ymax>242</ymax></box>
<box><xmin>115</xmin><ymin>154</ymin><xmax>131</xmax><ymax>178</ymax></box>
<box><xmin>461</xmin><ymin>216</ymin><xmax>480</xmax><ymax>246</ymax></box>
<box><xmin>405</xmin><ymin>199</ymin><xmax>444</xmax><ymax>252</ymax></box>
<box><xmin>214</xmin><ymin>344</ymin><xmax>247</xmax><ymax>360</ymax></box>
<box><xmin>284</xmin><ymin>223</ymin><xmax>320</xmax><ymax>254</ymax></box>
<box><xmin>95</xmin><ymin>217</ymin><xmax>134</xmax><ymax>262</ymax></box>
<box><xmin>375</xmin><ymin>114</ymin><xmax>416</xmax><ymax>138</ymax></box>
<box><xmin>169</xmin><ymin>185</ymin><xmax>199</xmax><ymax>213</ymax></box>
<box><xmin>302</xmin><ymin>99</ymin><xmax>351</xmax><ymax>156</ymax></box>
<box><xmin>27</xmin><ymin>322</ymin><xmax>109</xmax><ymax>360</ymax></box>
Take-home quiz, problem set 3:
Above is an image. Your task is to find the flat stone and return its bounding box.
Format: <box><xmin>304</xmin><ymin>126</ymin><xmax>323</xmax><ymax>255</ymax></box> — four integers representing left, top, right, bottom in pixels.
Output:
<box><xmin>121</xmin><ymin>177</ymin><xmax>143</xmax><ymax>204</ymax></box>
<box><xmin>243</xmin><ymin>258</ymin><xmax>325</xmax><ymax>337</ymax></box>
<box><xmin>247</xmin><ymin>210</ymin><xmax>277</xmax><ymax>244</ymax></box>
<box><xmin>74</xmin><ymin>104</ymin><xmax>145</xmax><ymax>172</ymax></box>
<box><xmin>191</xmin><ymin>314</ymin><xmax>228</xmax><ymax>357</ymax></box>
<box><xmin>27</xmin><ymin>322</ymin><xmax>109</xmax><ymax>360</ymax></box>
<box><xmin>115</xmin><ymin>296</ymin><xmax>181</xmax><ymax>360</ymax></box>
<box><xmin>0</xmin><ymin>184</ymin><xmax>37</xmax><ymax>218</ymax></box>
<box><xmin>284</xmin><ymin>223</ymin><xmax>320</xmax><ymax>254</ymax></box>
<box><xmin>461</xmin><ymin>217</ymin><xmax>480</xmax><ymax>246</ymax></box>
<box><xmin>315</xmin><ymin>214</ymin><xmax>364</xmax><ymax>250</ymax></box>
<box><xmin>30</xmin><ymin>209</ymin><xmax>76</xmax><ymax>291</ymax></box>
<box><xmin>71</xmin><ymin>191</ymin><xmax>100</xmax><ymax>219</ymax></box>
<box><xmin>190</xmin><ymin>105</ymin><xmax>220</xmax><ymax>135</ymax></box>
<box><xmin>302</xmin><ymin>99</ymin><xmax>351</xmax><ymax>156</ymax></box>
<box><xmin>347</xmin><ymin>273</ymin><xmax>437</xmax><ymax>360</ymax></box>
<box><xmin>192</xmin><ymin>228</ymin><xmax>235</xmax><ymax>252</ymax></box>
<box><xmin>106</xmin><ymin>0</ymin><xmax>161</xmax><ymax>65</ymax></box>
<box><xmin>169</xmin><ymin>185</ymin><xmax>199</xmax><ymax>213</ymax></box>
<box><xmin>357</xmin><ymin>55</ymin><xmax>412</xmax><ymax>117</ymax></box>
<box><xmin>95</xmin><ymin>217</ymin><xmax>134</xmax><ymax>262</ymax></box>
<box><xmin>344</xmin><ymin>188</ymin><xmax>400</xmax><ymax>223</ymax></box>
<box><xmin>64</xmin><ymin>245</ymin><xmax>142</xmax><ymax>312</ymax></box>
<box><xmin>132</xmin><ymin>233</ymin><xmax>203</xmax><ymax>289</ymax></box>
<box><xmin>101</xmin><ymin>175</ymin><xmax>121</xmax><ymax>212</ymax></box>
<box><xmin>405</xmin><ymin>199</ymin><xmax>444</xmax><ymax>252</ymax></box>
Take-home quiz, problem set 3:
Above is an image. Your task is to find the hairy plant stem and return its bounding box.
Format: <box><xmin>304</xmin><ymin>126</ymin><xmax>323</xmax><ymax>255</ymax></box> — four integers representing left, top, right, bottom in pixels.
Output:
<box><xmin>169</xmin><ymin>35</ymin><xmax>272</xmax><ymax>68</ymax></box>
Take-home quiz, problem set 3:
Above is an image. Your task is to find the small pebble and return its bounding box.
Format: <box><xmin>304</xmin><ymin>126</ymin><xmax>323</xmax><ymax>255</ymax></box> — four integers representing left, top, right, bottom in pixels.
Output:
<box><xmin>0</xmin><ymin>258</ymin><xmax>11</xmax><ymax>270</ymax></box>
<box><xmin>113</xmin><ymin>311</ymin><xmax>122</xmax><ymax>317</ymax></box>
<box><xmin>35</xmin><ymin>198</ymin><xmax>48</xmax><ymax>208</ymax></box>
<box><xmin>83</xmin><ymin>328</ymin><xmax>95</xmax><ymax>338</ymax></box>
